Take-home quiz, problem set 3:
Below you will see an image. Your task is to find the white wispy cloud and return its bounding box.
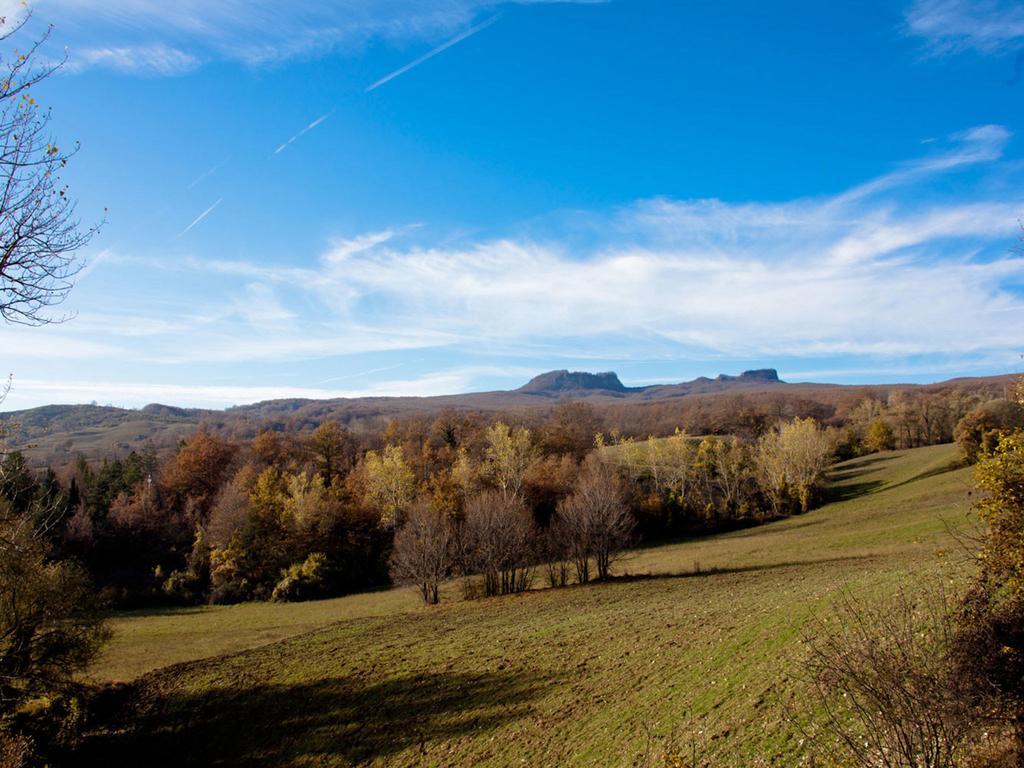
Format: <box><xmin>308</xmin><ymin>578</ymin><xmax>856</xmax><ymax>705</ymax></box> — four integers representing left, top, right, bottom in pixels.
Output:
<box><xmin>230</xmin><ymin>284</ymin><xmax>296</xmax><ymax>328</ymax></box>
<box><xmin>324</xmin><ymin>230</ymin><xmax>398</xmax><ymax>263</ymax></box>
<box><xmin>311</xmin><ymin>362</ymin><xmax>408</xmax><ymax>386</ymax></box>
<box><xmin>65</xmin><ymin>43</ymin><xmax>199</xmax><ymax>75</ymax></box>
<box><xmin>833</xmin><ymin>124</ymin><xmax>1011</xmax><ymax>204</ymax></box>
<box><xmin>905</xmin><ymin>0</ymin><xmax>1024</xmax><ymax>55</ymax></box>
<box><xmin>0</xmin><ymin>328</ymin><xmax>127</xmax><ymax>359</ymax></box>
<box><xmin>366</xmin><ymin>14</ymin><xmax>500</xmax><ymax>91</ymax></box>
<box><xmin>11</xmin><ymin>0</ymin><xmax>602</xmax><ymax>74</ymax></box>
<box><xmin>154</xmin><ymin>124</ymin><xmax>1024</xmax><ymax>362</ymax></box>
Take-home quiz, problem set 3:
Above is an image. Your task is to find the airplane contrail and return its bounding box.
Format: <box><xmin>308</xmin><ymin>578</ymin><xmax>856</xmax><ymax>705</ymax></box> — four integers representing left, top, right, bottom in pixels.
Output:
<box><xmin>366</xmin><ymin>15</ymin><xmax>501</xmax><ymax>92</ymax></box>
<box><xmin>311</xmin><ymin>362</ymin><xmax>407</xmax><ymax>386</ymax></box>
<box><xmin>271</xmin><ymin>16</ymin><xmax>498</xmax><ymax>160</ymax></box>
<box><xmin>180</xmin><ymin>197</ymin><xmax>223</xmax><ymax>236</ymax></box>
<box><xmin>274</xmin><ymin>110</ymin><xmax>333</xmax><ymax>155</ymax></box>
<box><xmin>187</xmin><ymin>160</ymin><xmax>226</xmax><ymax>190</ymax></box>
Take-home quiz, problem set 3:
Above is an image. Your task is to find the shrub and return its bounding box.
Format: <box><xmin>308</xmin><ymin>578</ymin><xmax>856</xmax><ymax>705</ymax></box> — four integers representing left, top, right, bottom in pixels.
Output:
<box><xmin>802</xmin><ymin>587</ymin><xmax>974</xmax><ymax>767</ymax></box>
<box><xmin>208</xmin><ymin>546</ymin><xmax>248</xmax><ymax>604</ymax></box>
<box><xmin>952</xmin><ymin>428</ymin><xmax>1024</xmax><ymax>759</ymax></box>
<box><xmin>272</xmin><ymin>553</ymin><xmax>330</xmax><ymax>602</ymax></box>
<box><xmin>864</xmin><ymin>417</ymin><xmax>896</xmax><ymax>453</ymax></box>
<box><xmin>541</xmin><ymin>523</ymin><xmax>571</xmax><ymax>588</ymax></box>
<box><xmin>954</xmin><ymin>400</ymin><xmax>1024</xmax><ymax>463</ymax></box>
<box><xmin>161</xmin><ymin>567</ymin><xmax>205</xmax><ymax>604</ymax></box>
<box><xmin>161</xmin><ymin>527</ymin><xmax>210</xmax><ymax>604</ymax></box>
<box><xmin>0</xmin><ymin>508</ymin><xmax>109</xmax><ymax>768</ymax></box>
<box><xmin>756</xmin><ymin>417</ymin><xmax>833</xmax><ymax>515</ymax></box>
<box><xmin>0</xmin><ymin>516</ymin><xmax>109</xmax><ymax>711</ymax></box>
<box><xmin>0</xmin><ymin>729</ymin><xmax>31</xmax><ymax>768</ymax></box>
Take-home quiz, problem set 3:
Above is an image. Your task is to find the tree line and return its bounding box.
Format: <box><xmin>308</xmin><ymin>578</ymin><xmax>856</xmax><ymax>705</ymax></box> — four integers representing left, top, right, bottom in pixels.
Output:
<box><xmin>0</xmin><ymin>403</ymin><xmax>841</xmax><ymax>615</ymax></box>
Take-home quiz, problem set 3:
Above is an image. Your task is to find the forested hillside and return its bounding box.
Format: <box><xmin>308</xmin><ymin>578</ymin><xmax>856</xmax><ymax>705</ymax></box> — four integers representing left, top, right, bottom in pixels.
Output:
<box><xmin>2</xmin><ymin>369</ymin><xmax>1015</xmax><ymax>465</ymax></box>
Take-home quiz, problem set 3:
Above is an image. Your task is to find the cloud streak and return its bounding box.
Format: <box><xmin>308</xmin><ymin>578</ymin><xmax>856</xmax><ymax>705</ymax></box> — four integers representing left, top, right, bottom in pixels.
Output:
<box><xmin>187</xmin><ymin>160</ymin><xmax>227</xmax><ymax>190</ymax></box>
<box><xmin>179</xmin><ymin>198</ymin><xmax>223</xmax><ymax>236</ymax></box>
<box><xmin>366</xmin><ymin>14</ymin><xmax>500</xmax><ymax>91</ymax></box>
<box><xmin>9</xmin><ymin>0</ymin><xmax>596</xmax><ymax>74</ymax></box>
<box><xmin>274</xmin><ymin>111</ymin><xmax>333</xmax><ymax>155</ymax></box>
<box><xmin>905</xmin><ymin>0</ymin><xmax>1024</xmax><ymax>56</ymax></box>
<box><xmin>160</xmin><ymin>125</ymin><xmax>1024</xmax><ymax>361</ymax></box>
<box><xmin>65</xmin><ymin>43</ymin><xmax>200</xmax><ymax>75</ymax></box>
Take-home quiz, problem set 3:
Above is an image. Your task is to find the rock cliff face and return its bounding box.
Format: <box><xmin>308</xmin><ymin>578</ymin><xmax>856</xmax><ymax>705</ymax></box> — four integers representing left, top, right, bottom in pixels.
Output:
<box><xmin>517</xmin><ymin>370</ymin><xmax>628</xmax><ymax>395</ymax></box>
<box><xmin>717</xmin><ymin>369</ymin><xmax>781</xmax><ymax>383</ymax></box>
<box><xmin>516</xmin><ymin>367</ymin><xmax>782</xmax><ymax>397</ymax></box>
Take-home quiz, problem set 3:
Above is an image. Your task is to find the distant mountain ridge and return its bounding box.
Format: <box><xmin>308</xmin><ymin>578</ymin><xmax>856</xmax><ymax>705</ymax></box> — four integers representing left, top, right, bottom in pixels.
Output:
<box><xmin>1</xmin><ymin>367</ymin><xmax>1013</xmax><ymax>465</ymax></box>
<box><xmin>717</xmin><ymin>369</ymin><xmax>780</xmax><ymax>383</ymax></box>
<box><xmin>517</xmin><ymin>370</ymin><xmax>630</xmax><ymax>395</ymax></box>
<box><xmin>515</xmin><ymin>368</ymin><xmax>782</xmax><ymax>397</ymax></box>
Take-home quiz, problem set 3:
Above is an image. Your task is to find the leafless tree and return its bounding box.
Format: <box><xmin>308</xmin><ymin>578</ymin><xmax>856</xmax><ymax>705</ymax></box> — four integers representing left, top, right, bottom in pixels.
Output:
<box><xmin>556</xmin><ymin>458</ymin><xmax>633</xmax><ymax>582</ymax></box>
<box><xmin>389</xmin><ymin>502</ymin><xmax>453</xmax><ymax>605</ymax></box>
<box><xmin>0</xmin><ymin>17</ymin><xmax>102</xmax><ymax>326</ymax></box>
<box><xmin>541</xmin><ymin>521</ymin><xmax>571</xmax><ymax>588</ymax></box>
<box><xmin>460</xmin><ymin>490</ymin><xmax>535</xmax><ymax>597</ymax></box>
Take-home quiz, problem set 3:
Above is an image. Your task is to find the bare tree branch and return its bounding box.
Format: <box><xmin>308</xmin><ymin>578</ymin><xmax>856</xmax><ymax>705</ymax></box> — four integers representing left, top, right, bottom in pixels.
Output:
<box><xmin>0</xmin><ymin>20</ymin><xmax>102</xmax><ymax>326</ymax></box>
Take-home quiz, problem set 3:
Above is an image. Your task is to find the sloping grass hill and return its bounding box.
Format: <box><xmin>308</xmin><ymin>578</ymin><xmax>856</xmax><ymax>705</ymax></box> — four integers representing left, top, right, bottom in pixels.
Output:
<box><xmin>83</xmin><ymin>444</ymin><xmax>975</xmax><ymax>767</ymax></box>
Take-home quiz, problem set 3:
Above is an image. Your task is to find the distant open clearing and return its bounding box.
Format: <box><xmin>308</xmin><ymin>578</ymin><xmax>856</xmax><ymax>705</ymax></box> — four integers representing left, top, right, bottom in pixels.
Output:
<box><xmin>85</xmin><ymin>444</ymin><xmax>974</xmax><ymax>766</ymax></box>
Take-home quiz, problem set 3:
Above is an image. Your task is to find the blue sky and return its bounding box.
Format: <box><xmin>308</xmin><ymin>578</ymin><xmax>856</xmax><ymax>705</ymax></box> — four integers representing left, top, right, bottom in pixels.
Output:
<box><xmin>2</xmin><ymin>0</ymin><xmax>1024</xmax><ymax>410</ymax></box>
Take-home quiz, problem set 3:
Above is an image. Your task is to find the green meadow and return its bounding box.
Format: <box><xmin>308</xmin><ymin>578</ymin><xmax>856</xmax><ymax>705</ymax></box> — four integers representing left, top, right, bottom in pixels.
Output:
<box><xmin>84</xmin><ymin>443</ymin><xmax>975</xmax><ymax>766</ymax></box>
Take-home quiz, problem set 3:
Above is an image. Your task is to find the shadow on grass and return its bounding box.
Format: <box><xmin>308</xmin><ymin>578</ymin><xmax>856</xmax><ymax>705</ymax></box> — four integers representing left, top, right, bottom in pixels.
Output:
<box><xmin>826</xmin><ymin>453</ymin><xmax>963</xmax><ymax>503</ymax></box>
<box><xmin>824</xmin><ymin>479</ymin><xmax>885</xmax><ymax>503</ymax></box>
<box><xmin>828</xmin><ymin>465</ymin><xmax>878</xmax><ymax>482</ymax></box>
<box><xmin>714</xmin><ymin>517</ymin><xmax>825</xmax><ymax>540</ymax></box>
<box><xmin>825</xmin><ymin>455</ymin><xmax>896</xmax><ymax>502</ymax></box>
<box><xmin>884</xmin><ymin>459</ymin><xmax>964</xmax><ymax>493</ymax></box>
<box><xmin>112</xmin><ymin>605</ymin><xmax>213</xmax><ymax>619</ymax></box>
<box><xmin>79</xmin><ymin>668</ymin><xmax>559</xmax><ymax>767</ymax></box>
<box><xmin>613</xmin><ymin>554</ymin><xmax>879</xmax><ymax>584</ymax></box>
<box><xmin>833</xmin><ymin>454</ymin><xmax>893</xmax><ymax>472</ymax></box>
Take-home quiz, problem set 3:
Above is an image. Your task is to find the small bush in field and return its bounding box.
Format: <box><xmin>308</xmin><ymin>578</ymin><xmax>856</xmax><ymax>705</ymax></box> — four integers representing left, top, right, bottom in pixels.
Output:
<box><xmin>864</xmin><ymin>418</ymin><xmax>896</xmax><ymax>453</ymax></box>
<box><xmin>802</xmin><ymin>587</ymin><xmax>974</xmax><ymax>768</ymax></box>
<box><xmin>272</xmin><ymin>553</ymin><xmax>330</xmax><ymax>602</ymax></box>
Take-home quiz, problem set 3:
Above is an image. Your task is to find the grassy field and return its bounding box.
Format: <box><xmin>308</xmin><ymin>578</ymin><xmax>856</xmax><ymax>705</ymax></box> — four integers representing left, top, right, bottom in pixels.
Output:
<box><xmin>84</xmin><ymin>444</ymin><xmax>976</xmax><ymax>767</ymax></box>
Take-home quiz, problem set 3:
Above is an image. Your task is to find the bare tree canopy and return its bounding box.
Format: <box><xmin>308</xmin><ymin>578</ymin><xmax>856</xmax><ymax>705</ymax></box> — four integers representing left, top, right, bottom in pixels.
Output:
<box><xmin>461</xmin><ymin>490</ymin><xmax>535</xmax><ymax>596</ymax></box>
<box><xmin>390</xmin><ymin>502</ymin><xmax>453</xmax><ymax>605</ymax></box>
<box><xmin>556</xmin><ymin>458</ymin><xmax>633</xmax><ymax>582</ymax></box>
<box><xmin>0</xmin><ymin>17</ymin><xmax>101</xmax><ymax>326</ymax></box>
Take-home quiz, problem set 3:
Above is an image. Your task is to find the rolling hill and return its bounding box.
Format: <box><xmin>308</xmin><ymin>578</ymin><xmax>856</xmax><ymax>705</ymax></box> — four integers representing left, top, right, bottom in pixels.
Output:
<box><xmin>2</xmin><ymin>367</ymin><xmax>1015</xmax><ymax>465</ymax></box>
<box><xmin>81</xmin><ymin>443</ymin><xmax>975</xmax><ymax>766</ymax></box>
